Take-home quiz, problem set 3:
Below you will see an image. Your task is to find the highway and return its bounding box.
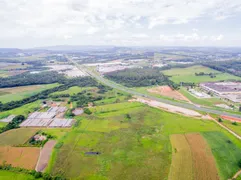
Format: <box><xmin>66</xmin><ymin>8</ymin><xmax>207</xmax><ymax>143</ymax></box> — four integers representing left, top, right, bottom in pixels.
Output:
<box><xmin>69</xmin><ymin>58</ymin><xmax>241</xmax><ymax>119</ymax></box>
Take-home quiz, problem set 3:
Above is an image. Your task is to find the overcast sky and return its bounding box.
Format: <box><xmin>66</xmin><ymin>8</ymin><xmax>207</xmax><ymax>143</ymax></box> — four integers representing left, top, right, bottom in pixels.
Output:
<box><xmin>1</xmin><ymin>0</ymin><xmax>241</xmax><ymax>48</ymax></box>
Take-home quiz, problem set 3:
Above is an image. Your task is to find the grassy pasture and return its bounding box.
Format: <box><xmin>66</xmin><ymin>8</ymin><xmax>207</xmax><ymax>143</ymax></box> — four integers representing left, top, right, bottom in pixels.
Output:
<box><xmin>168</xmin><ymin>134</ymin><xmax>193</xmax><ymax>180</ymax></box>
<box><xmin>0</xmin><ymin>100</ymin><xmax>41</xmax><ymax>119</ymax></box>
<box><xmin>0</xmin><ymin>128</ymin><xmax>38</xmax><ymax>146</ymax></box>
<box><xmin>0</xmin><ymin>122</ymin><xmax>7</xmax><ymax>128</ymax></box>
<box><xmin>0</xmin><ymin>83</ymin><xmax>59</xmax><ymax>103</ymax></box>
<box><xmin>0</xmin><ymin>170</ymin><xmax>38</xmax><ymax>180</ymax></box>
<box><xmin>222</xmin><ymin>120</ymin><xmax>241</xmax><ymax>137</ymax></box>
<box><xmin>51</xmin><ymin>86</ymin><xmax>96</xmax><ymax>96</ymax></box>
<box><xmin>49</xmin><ymin>102</ymin><xmax>229</xmax><ymax>179</ymax></box>
<box><xmin>162</xmin><ymin>65</ymin><xmax>241</xmax><ymax>84</ymax></box>
<box><xmin>202</xmin><ymin>131</ymin><xmax>241</xmax><ymax>180</ymax></box>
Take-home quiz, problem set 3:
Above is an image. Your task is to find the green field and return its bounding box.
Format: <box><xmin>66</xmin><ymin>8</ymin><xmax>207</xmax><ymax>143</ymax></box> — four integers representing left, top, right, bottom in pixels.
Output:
<box><xmin>51</xmin><ymin>86</ymin><xmax>96</xmax><ymax>96</ymax></box>
<box><xmin>222</xmin><ymin>120</ymin><xmax>241</xmax><ymax>136</ymax></box>
<box><xmin>179</xmin><ymin>87</ymin><xmax>224</xmax><ymax>106</ymax></box>
<box><xmin>0</xmin><ymin>122</ymin><xmax>7</xmax><ymax>128</ymax></box>
<box><xmin>162</xmin><ymin>65</ymin><xmax>241</xmax><ymax>84</ymax></box>
<box><xmin>0</xmin><ymin>128</ymin><xmax>38</xmax><ymax>146</ymax></box>
<box><xmin>0</xmin><ymin>83</ymin><xmax>59</xmax><ymax>103</ymax></box>
<box><xmin>202</xmin><ymin>132</ymin><xmax>241</xmax><ymax>180</ymax></box>
<box><xmin>0</xmin><ymin>170</ymin><xmax>38</xmax><ymax>180</ymax></box>
<box><xmin>0</xmin><ymin>100</ymin><xmax>41</xmax><ymax>119</ymax></box>
<box><xmin>48</xmin><ymin>101</ymin><xmax>238</xmax><ymax>179</ymax></box>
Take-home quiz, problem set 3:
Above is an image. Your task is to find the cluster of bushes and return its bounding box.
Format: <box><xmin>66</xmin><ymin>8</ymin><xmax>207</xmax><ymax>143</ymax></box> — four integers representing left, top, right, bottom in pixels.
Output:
<box><xmin>0</xmin><ymin>115</ymin><xmax>25</xmax><ymax>134</ymax></box>
<box><xmin>28</xmin><ymin>131</ymin><xmax>55</xmax><ymax>147</ymax></box>
<box><xmin>0</xmin><ymin>163</ymin><xmax>65</xmax><ymax>180</ymax></box>
<box><xmin>195</xmin><ymin>72</ymin><xmax>216</xmax><ymax>78</ymax></box>
<box><xmin>105</xmin><ymin>68</ymin><xmax>179</xmax><ymax>89</ymax></box>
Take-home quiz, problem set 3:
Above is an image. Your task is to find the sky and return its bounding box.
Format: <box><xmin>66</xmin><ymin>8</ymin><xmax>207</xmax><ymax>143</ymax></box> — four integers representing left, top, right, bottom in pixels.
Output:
<box><xmin>0</xmin><ymin>0</ymin><xmax>241</xmax><ymax>48</ymax></box>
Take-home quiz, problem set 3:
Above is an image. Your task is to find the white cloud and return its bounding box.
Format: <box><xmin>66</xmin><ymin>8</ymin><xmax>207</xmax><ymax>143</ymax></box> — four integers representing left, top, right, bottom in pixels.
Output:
<box><xmin>211</xmin><ymin>34</ymin><xmax>224</xmax><ymax>41</ymax></box>
<box><xmin>159</xmin><ymin>33</ymin><xmax>222</xmax><ymax>42</ymax></box>
<box><xmin>0</xmin><ymin>0</ymin><xmax>239</xmax><ymax>47</ymax></box>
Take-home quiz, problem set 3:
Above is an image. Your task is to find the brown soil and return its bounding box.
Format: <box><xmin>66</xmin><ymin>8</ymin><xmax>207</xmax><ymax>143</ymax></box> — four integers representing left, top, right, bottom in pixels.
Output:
<box><xmin>186</xmin><ymin>133</ymin><xmax>219</xmax><ymax>180</ymax></box>
<box><xmin>35</xmin><ymin>140</ymin><xmax>57</xmax><ymax>172</ymax></box>
<box><xmin>0</xmin><ymin>146</ymin><xmax>40</xmax><ymax>169</ymax></box>
<box><xmin>169</xmin><ymin>133</ymin><xmax>219</xmax><ymax>180</ymax></box>
<box><xmin>147</xmin><ymin>86</ymin><xmax>190</xmax><ymax>102</ymax></box>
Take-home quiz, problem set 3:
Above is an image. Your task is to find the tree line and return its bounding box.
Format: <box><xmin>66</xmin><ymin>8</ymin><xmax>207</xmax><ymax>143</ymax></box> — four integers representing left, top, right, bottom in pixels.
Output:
<box><xmin>0</xmin><ymin>77</ymin><xmax>98</xmax><ymax>111</ymax></box>
<box><xmin>203</xmin><ymin>60</ymin><xmax>241</xmax><ymax>78</ymax></box>
<box><xmin>105</xmin><ymin>68</ymin><xmax>179</xmax><ymax>89</ymax></box>
<box><xmin>0</xmin><ymin>71</ymin><xmax>66</xmax><ymax>88</ymax></box>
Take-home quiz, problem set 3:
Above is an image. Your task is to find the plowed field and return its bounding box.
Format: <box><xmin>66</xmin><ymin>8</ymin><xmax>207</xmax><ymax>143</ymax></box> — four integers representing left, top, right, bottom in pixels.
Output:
<box><xmin>0</xmin><ymin>146</ymin><xmax>40</xmax><ymax>169</ymax></box>
<box><xmin>169</xmin><ymin>133</ymin><xmax>219</xmax><ymax>180</ymax></box>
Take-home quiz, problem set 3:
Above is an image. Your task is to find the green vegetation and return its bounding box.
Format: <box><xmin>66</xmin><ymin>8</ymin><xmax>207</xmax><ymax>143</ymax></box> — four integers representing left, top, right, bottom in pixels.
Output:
<box><xmin>162</xmin><ymin>65</ymin><xmax>241</xmax><ymax>84</ymax></box>
<box><xmin>0</xmin><ymin>100</ymin><xmax>41</xmax><ymax>119</ymax></box>
<box><xmin>51</xmin><ymin>86</ymin><xmax>96</xmax><ymax>96</ymax></box>
<box><xmin>0</xmin><ymin>71</ymin><xmax>65</xmax><ymax>88</ymax></box>
<box><xmin>179</xmin><ymin>87</ymin><xmax>223</xmax><ymax>106</ymax></box>
<box><xmin>0</xmin><ymin>170</ymin><xmax>38</xmax><ymax>180</ymax></box>
<box><xmin>105</xmin><ymin>68</ymin><xmax>178</xmax><ymax>88</ymax></box>
<box><xmin>0</xmin><ymin>115</ymin><xmax>25</xmax><ymax>134</ymax></box>
<box><xmin>222</xmin><ymin>120</ymin><xmax>241</xmax><ymax>136</ymax></box>
<box><xmin>49</xmin><ymin>101</ymin><xmax>228</xmax><ymax>179</ymax></box>
<box><xmin>0</xmin><ymin>83</ymin><xmax>59</xmax><ymax>103</ymax></box>
<box><xmin>0</xmin><ymin>122</ymin><xmax>7</xmax><ymax>128</ymax></box>
<box><xmin>202</xmin><ymin>132</ymin><xmax>241</xmax><ymax>180</ymax></box>
<box><xmin>204</xmin><ymin>60</ymin><xmax>241</xmax><ymax>77</ymax></box>
<box><xmin>0</xmin><ymin>128</ymin><xmax>38</xmax><ymax>146</ymax></box>
<box><xmin>0</xmin><ymin>77</ymin><xmax>98</xmax><ymax>111</ymax></box>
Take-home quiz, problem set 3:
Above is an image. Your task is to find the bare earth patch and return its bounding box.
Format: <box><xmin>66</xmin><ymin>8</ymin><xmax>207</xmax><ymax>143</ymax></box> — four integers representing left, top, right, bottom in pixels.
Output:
<box><xmin>0</xmin><ymin>146</ymin><xmax>40</xmax><ymax>169</ymax></box>
<box><xmin>35</xmin><ymin>140</ymin><xmax>57</xmax><ymax>172</ymax></box>
<box><xmin>131</xmin><ymin>97</ymin><xmax>201</xmax><ymax>117</ymax></box>
<box><xmin>148</xmin><ymin>86</ymin><xmax>190</xmax><ymax>102</ymax></box>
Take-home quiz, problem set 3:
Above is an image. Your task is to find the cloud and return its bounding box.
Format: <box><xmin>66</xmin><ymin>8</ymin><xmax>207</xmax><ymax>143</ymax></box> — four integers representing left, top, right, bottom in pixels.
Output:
<box><xmin>0</xmin><ymin>0</ymin><xmax>239</xmax><ymax>47</ymax></box>
<box><xmin>211</xmin><ymin>34</ymin><xmax>224</xmax><ymax>41</ymax></box>
<box><xmin>159</xmin><ymin>33</ymin><xmax>223</xmax><ymax>42</ymax></box>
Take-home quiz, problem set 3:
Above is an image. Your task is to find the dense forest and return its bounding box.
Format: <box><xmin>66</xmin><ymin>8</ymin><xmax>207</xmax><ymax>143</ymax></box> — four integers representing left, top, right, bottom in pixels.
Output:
<box><xmin>105</xmin><ymin>68</ymin><xmax>179</xmax><ymax>89</ymax></box>
<box><xmin>0</xmin><ymin>77</ymin><xmax>98</xmax><ymax>111</ymax></box>
<box><xmin>203</xmin><ymin>61</ymin><xmax>241</xmax><ymax>77</ymax></box>
<box><xmin>0</xmin><ymin>71</ymin><xmax>66</xmax><ymax>88</ymax></box>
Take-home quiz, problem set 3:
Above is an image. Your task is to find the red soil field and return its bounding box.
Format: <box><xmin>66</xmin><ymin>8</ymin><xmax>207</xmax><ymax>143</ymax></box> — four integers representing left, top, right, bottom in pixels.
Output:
<box><xmin>148</xmin><ymin>86</ymin><xmax>190</xmax><ymax>102</ymax></box>
<box><xmin>221</xmin><ymin>115</ymin><xmax>241</xmax><ymax>122</ymax></box>
<box><xmin>0</xmin><ymin>146</ymin><xmax>40</xmax><ymax>169</ymax></box>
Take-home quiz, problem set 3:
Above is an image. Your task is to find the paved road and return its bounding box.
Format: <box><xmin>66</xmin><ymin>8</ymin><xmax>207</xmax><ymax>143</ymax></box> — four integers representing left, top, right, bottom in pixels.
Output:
<box><xmin>69</xmin><ymin>58</ymin><xmax>241</xmax><ymax>119</ymax></box>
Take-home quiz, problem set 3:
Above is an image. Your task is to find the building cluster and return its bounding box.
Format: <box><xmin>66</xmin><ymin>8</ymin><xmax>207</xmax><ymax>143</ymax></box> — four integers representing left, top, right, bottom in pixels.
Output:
<box><xmin>200</xmin><ymin>82</ymin><xmax>241</xmax><ymax>103</ymax></box>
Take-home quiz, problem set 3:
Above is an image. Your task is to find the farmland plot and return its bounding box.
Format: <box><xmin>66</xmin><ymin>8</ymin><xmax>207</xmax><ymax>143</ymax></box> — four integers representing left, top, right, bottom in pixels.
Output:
<box><xmin>169</xmin><ymin>133</ymin><xmax>219</xmax><ymax>180</ymax></box>
<box><xmin>147</xmin><ymin>86</ymin><xmax>190</xmax><ymax>102</ymax></box>
<box><xmin>0</xmin><ymin>128</ymin><xmax>38</xmax><ymax>146</ymax></box>
<box><xmin>0</xmin><ymin>146</ymin><xmax>40</xmax><ymax>169</ymax></box>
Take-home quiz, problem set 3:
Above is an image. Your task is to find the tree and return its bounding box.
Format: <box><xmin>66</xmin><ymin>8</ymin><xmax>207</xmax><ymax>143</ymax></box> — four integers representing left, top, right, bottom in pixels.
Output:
<box><xmin>218</xmin><ymin>118</ymin><xmax>223</xmax><ymax>122</ymax></box>
<box><xmin>84</xmin><ymin>108</ymin><xmax>92</xmax><ymax>115</ymax></box>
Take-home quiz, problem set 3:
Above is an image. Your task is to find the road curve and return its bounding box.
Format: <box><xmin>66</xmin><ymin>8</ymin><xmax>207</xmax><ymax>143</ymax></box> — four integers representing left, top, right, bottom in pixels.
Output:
<box><xmin>69</xmin><ymin>58</ymin><xmax>241</xmax><ymax>119</ymax></box>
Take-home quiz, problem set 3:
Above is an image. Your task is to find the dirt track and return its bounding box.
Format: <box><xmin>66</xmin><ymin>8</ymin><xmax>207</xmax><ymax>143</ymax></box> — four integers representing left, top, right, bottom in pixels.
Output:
<box><xmin>35</xmin><ymin>140</ymin><xmax>56</xmax><ymax>172</ymax></box>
